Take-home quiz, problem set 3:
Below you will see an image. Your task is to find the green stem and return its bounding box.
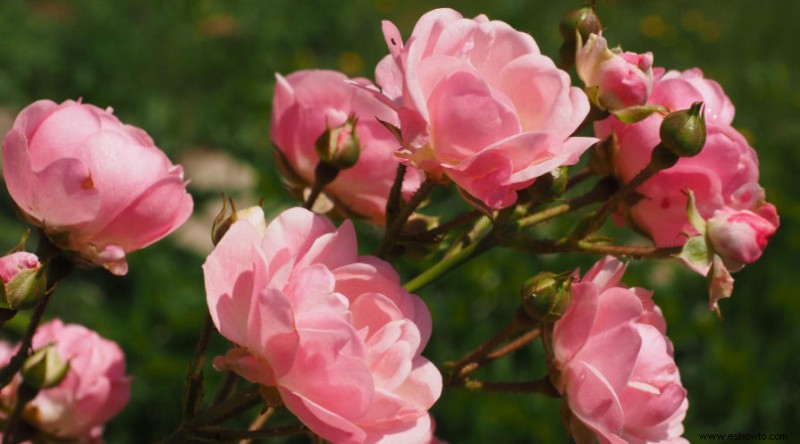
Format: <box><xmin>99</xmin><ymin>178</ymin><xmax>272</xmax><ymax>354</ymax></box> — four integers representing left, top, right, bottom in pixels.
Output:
<box><xmin>0</xmin><ymin>293</ymin><xmax>53</xmax><ymax>390</ymax></box>
<box><xmin>456</xmin><ymin>378</ymin><xmax>560</xmax><ymax>397</ymax></box>
<box><xmin>404</xmin><ymin>234</ymin><xmax>496</xmax><ymax>294</ymax></box>
<box><xmin>377</xmin><ymin>179</ymin><xmax>435</xmax><ymax>258</ymax></box>
<box><xmin>303</xmin><ymin>163</ymin><xmax>339</xmax><ymax>210</ymax></box>
<box><xmin>3</xmin><ymin>383</ymin><xmax>38</xmax><ymax>444</ymax></box>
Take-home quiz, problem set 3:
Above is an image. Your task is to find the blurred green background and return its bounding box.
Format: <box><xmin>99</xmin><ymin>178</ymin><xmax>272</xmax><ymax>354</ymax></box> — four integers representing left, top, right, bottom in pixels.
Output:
<box><xmin>0</xmin><ymin>0</ymin><xmax>797</xmax><ymax>442</ymax></box>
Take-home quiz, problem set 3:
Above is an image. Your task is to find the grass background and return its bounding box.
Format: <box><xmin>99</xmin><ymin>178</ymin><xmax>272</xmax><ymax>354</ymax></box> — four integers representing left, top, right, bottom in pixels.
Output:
<box><xmin>0</xmin><ymin>0</ymin><xmax>798</xmax><ymax>442</ymax></box>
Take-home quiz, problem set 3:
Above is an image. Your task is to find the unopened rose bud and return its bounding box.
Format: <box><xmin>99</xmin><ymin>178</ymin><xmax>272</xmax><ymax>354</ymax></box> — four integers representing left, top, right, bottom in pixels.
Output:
<box><xmin>559</xmin><ymin>7</ymin><xmax>602</xmax><ymax>42</ymax></box>
<box><xmin>558</xmin><ymin>6</ymin><xmax>602</xmax><ymax>70</ymax></box>
<box><xmin>576</xmin><ymin>33</ymin><xmax>654</xmax><ymax>112</ymax></box>
<box><xmin>0</xmin><ymin>252</ymin><xmax>46</xmax><ymax>310</ymax></box>
<box><xmin>315</xmin><ymin>115</ymin><xmax>361</xmax><ymax>170</ymax></box>
<box><xmin>520</xmin><ymin>272</ymin><xmax>573</xmax><ymax>322</ymax></box>
<box><xmin>22</xmin><ymin>343</ymin><xmax>70</xmax><ymax>389</ymax></box>
<box><xmin>659</xmin><ymin>101</ymin><xmax>706</xmax><ymax>158</ymax></box>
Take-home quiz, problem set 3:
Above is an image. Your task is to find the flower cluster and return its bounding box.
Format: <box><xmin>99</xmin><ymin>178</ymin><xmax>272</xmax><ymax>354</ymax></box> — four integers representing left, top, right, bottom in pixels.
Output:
<box><xmin>0</xmin><ymin>3</ymin><xmax>782</xmax><ymax>444</ymax></box>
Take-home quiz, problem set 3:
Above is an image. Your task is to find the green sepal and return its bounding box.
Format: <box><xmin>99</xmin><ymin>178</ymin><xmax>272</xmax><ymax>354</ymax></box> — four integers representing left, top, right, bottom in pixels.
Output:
<box><xmin>611</xmin><ymin>105</ymin><xmax>669</xmax><ymax>124</ymax></box>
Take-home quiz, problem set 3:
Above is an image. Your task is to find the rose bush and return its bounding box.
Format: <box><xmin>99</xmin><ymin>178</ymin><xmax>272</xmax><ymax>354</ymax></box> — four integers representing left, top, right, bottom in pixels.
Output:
<box><xmin>377</xmin><ymin>8</ymin><xmax>596</xmax><ymax>209</ymax></box>
<box><xmin>552</xmin><ymin>256</ymin><xmax>687</xmax><ymax>444</ymax></box>
<box><xmin>271</xmin><ymin>70</ymin><xmax>422</xmax><ymax>224</ymax></box>
<box><xmin>2</xmin><ymin>99</ymin><xmax>193</xmax><ymax>275</ymax></box>
<box><xmin>204</xmin><ymin>207</ymin><xmax>441</xmax><ymax>443</ymax></box>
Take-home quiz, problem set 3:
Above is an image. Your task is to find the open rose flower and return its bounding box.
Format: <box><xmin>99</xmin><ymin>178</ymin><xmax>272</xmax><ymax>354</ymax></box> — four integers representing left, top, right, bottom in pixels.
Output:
<box><xmin>271</xmin><ymin>70</ymin><xmax>422</xmax><ymax>224</ymax></box>
<box><xmin>2</xmin><ymin>99</ymin><xmax>194</xmax><ymax>275</ymax></box>
<box><xmin>595</xmin><ymin>68</ymin><xmax>777</xmax><ymax>248</ymax></box>
<box><xmin>576</xmin><ymin>33</ymin><xmax>654</xmax><ymax>111</ymax></box>
<box><xmin>203</xmin><ymin>207</ymin><xmax>441</xmax><ymax>443</ymax></box>
<box><xmin>552</xmin><ymin>257</ymin><xmax>688</xmax><ymax>444</ymax></box>
<box><xmin>377</xmin><ymin>8</ymin><xmax>595</xmax><ymax>209</ymax></box>
<box><xmin>0</xmin><ymin>319</ymin><xmax>131</xmax><ymax>443</ymax></box>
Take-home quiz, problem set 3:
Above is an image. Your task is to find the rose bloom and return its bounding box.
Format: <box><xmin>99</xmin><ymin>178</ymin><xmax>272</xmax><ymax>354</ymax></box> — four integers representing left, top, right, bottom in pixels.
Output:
<box><xmin>552</xmin><ymin>257</ymin><xmax>687</xmax><ymax>444</ymax></box>
<box><xmin>2</xmin><ymin>99</ymin><xmax>193</xmax><ymax>275</ymax></box>
<box><xmin>204</xmin><ymin>207</ymin><xmax>441</xmax><ymax>443</ymax></box>
<box><xmin>271</xmin><ymin>70</ymin><xmax>422</xmax><ymax>224</ymax></box>
<box><xmin>576</xmin><ymin>33</ymin><xmax>654</xmax><ymax>111</ymax></box>
<box><xmin>595</xmin><ymin>68</ymin><xmax>775</xmax><ymax>247</ymax></box>
<box><xmin>0</xmin><ymin>319</ymin><xmax>131</xmax><ymax>443</ymax></box>
<box><xmin>707</xmin><ymin>203</ymin><xmax>778</xmax><ymax>272</ymax></box>
<box><xmin>377</xmin><ymin>8</ymin><xmax>595</xmax><ymax>209</ymax></box>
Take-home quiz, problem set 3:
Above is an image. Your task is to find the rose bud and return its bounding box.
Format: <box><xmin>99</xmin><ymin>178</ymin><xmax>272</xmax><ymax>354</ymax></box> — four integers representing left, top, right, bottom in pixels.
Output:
<box><xmin>0</xmin><ymin>252</ymin><xmax>46</xmax><ymax>310</ymax></box>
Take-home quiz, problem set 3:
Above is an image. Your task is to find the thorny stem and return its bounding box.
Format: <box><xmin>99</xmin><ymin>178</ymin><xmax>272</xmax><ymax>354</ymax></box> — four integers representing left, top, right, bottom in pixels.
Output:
<box><xmin>211</xmin><ymin>371</ymin><xmax>239</xmax><ymax>407</ymax></box>
<box><xmin>447</xmin><ymin>309</ymin><xmax>536</xmax><ymax>385</ymax></box>
<box><xmin>162</xmin><ymin>385</ymin><xmax>263</xmax><ymax>443</ymax></box>
<box><xmin>454</xmin><ymin>378</ymin><xmax>560</xmax><ymax>397</ymax></box>
<box><xmin>377</xmin><ymin>179</ymin><xmax>435</xmax><ymax>258</ymax></box>
<box><xmin>458</xmin><ymin>328</ymin><xmax>543</xmax><ymax>379</ymax></box>
<box><xmin>238</xmin><ymin>407</ymin><xmax>277</xmax><ymax>444</ymax></box>
<box><xmin>181</xmin><ymin>312</ymin><xmax>215</xmax><ymax>421</ymax></box>
<box><xmin>194</xmin><ymin>424</ymin><xmax>308</xmax><ymax>442</ymax></box>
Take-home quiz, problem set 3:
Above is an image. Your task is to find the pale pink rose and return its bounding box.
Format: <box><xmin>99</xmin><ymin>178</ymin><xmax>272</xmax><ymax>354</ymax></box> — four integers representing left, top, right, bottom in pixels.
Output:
<box><xmin>553</xmin><ymin>257</ymin><xmax>688</xmax><ymax>444</ymax></box>
<box><xmin>377</xmin><ymin>8</ymin><xmax>595</xmax><ymax>209</ymax></box>
<box><xmin>0</xmin><ymin>252</ymin><xmax>40</xmax><ymax>283</ymax></box>
<box><xmin>2</xmin><ymin>99</ymin><xmax>194</xmax><ymax>275</ymax></box>
<box><xmin>0</xmin><ymin>319</ymin><xmax>131</xmax><ymax>443</ymax></box>
<box><xmin>203</xmin><ymin>207</ymin><xmax>441</xmax><ymax>444</ymax></box>
<box><xmin>595</xmin><ymin>68</ymin><xmax>768</xmax><ymax>247</ymax></box>
<box><xmin>576</xmin><ymin>33</ymin><xmax>654</xmax><ymax>111</ymax></box>
<box><xmin>707</xmin><ymin>204</ymin><xmax>778</xmax><ymax>271</ymax></box>
<box><xmin>271</xmin><ymin>70</ymin><xmax>422</xmax><ymax>224</ymax></box>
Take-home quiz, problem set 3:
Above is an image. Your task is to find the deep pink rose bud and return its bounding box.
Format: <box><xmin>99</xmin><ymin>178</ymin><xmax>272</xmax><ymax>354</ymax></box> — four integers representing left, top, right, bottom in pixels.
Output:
<box><xmin>707</xmin><ymin>204</ymin><xmax>779</xmax><ymax>271</ymax></box>
<box><xmin>0</xmin><ymin>252</ymin><xmax>46</xmax><ymax>310</ymax></box>
<box><xmin>2</xmin><ymin>99</ymin><xmax>194</xmax><ymax>275</ymax></box>
<box><xmin>552</xmin><ymin>257</ymin><xmax>688</xmax><ymax>444</ymax></box>
<box><xmin>271</xmin><ymin>70</ymin><xmax>422</xmax><ymax>224</ymax></box>
<box><xmin>204</xmin><ymin>207</ymin><xmax>442</xmax><ymax>443</ymax></box>
<box><xmin>576</xmin><ymin>33</ymin><xmax>654</xmax><ymax>111</ymax></box>
<box><xmin>0</xmin><ymin>319</ymin><xmax>131</xmax><ymax>442</ymax></box>
<box><xmin>377</xmin><ymin>8</ymin><xmax>596</xmax><ymax>209</ymax></box>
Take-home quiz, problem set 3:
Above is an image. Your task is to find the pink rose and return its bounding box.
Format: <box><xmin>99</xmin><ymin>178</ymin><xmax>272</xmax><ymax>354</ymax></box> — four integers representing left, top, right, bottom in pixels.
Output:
<box><xmin>377</xmin><ymin>8</ymin><xmax>595</xmax><ymax>209</ymax></box>
<box><xmin>553</xmin><ymin>257</ymin><xmax>688</xmax><ymax>444</ymax></box>
<box><xmin>707</xmin><ymin>204</ymin><xmax>778</xmax><ymax>271</ymax></box>
<box><xmin>271</xmin><ymin>70</ymin><xmax>422</xmax><ymax>224</ymax></box>
<box><xmin>0</xmin><ymin>319</ymin><xmax>131</xmax><ymax>442</ymax></box>
<box><xmin>595</xmin><ymin>69</ymin><xmax>766</xmax><ymax>247</ymax></box>
<box><xmin>203</xmin><ymin>207</ymin><xmax>441</xmax><ymax>443</ymax></box>
<box><xmin>2</xmin><ymin>99</ymin><xmax>194</xmax><ymax>275</ymax></box>
<box><xmin>0</xmin><ymin>251</ymin><xmax>44</xmax><ymax>309</ymax></box>
<box><xmin>576</xmin><ymin>33</ymin><xmax>654</xmax><ymax>111</ymax></box>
